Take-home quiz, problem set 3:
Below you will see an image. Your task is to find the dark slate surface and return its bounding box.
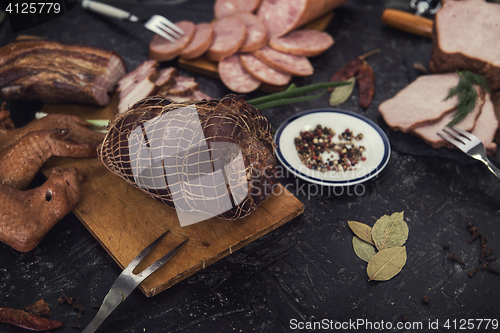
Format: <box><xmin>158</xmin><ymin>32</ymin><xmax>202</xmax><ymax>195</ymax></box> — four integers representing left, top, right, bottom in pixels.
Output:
<box><xmin>1</xmin><ymin>0</ymin><xmax>500</xmax><ymax>332</ymax></box>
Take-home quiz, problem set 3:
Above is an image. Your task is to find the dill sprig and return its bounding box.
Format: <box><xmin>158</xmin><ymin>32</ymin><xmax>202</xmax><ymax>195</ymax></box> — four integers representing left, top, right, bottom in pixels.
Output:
<box><xmin>445</xmin><ymin>71</ymin><xmax>490</xmax><ymax>126</ymax></box>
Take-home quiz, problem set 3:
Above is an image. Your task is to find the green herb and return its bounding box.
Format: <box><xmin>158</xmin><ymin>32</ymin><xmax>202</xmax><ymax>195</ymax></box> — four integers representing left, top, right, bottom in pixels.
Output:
<box><xmin>247</xmin><ymin>81</ymin><xmax>351</xmax><ymax>110</ymax></box>
<box><xmin>329</xmin><ymin>77</ymin><xmax>356</xmax><ymax>106</ymax></box>
<box><xmin>445</xmin><ymin>71</ymin><xmax>489</xmax><ymax>126</ymax></box>
<box><xmin>347</xmin><ymin>211</ymin><xmax>409</xmax><ymax>281</ymax></box>
<box><xmin>35</xmin><ymin>112</ymin><xmax>109</xmax><ymax>133</ymax></box>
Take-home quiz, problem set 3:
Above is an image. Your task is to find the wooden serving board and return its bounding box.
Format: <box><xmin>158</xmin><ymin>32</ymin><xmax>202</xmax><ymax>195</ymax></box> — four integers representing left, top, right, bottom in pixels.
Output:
<box><xmin>178</xmin><ymin>11</ymin><xmax>335</xmax><ymax>93</ymax></box>
<box><xmin>40</xmin><ymin>97</ymin><xmax>304</xmax><ymax>297</ymax></box>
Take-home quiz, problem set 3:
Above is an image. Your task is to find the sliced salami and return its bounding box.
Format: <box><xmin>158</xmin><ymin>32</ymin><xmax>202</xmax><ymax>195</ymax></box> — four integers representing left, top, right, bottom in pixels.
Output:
<box><xmin>214</xmin><ymin>0</ymin><xmax>262</xmax><ymax>19</ymax></box>
<box><xmin>180</xmin><ymin>23</ymin><xmax>214</xmax><ymax>60</ymax></box>
<box><xmin>257</xmin><ymin>0</ymin><xmax>350</xmax><ymax>37</ymax></box>
<box><xmin>240</xmin><ymin>53</ymin><xmax>291</xmax><ymax>86</ymax></box>
<box><xmin>206</xmin><ymin>16</ymin><xmax>247</xmax><ymax>62</ymax></box>
<box><xmin>233</xmin><ymin>12</ymin><xmax>268</xmax><ymax>53</ymax></box>
<box><xmin>149</xmin><ymin>21</ymin><xmax>196</xmax><ymax>62</ymax></box>
<box><xmin>269</xmin><ymin>29</ymin><xmax>334</xmax><ymax>57</ymax></box>
<box><xmin>253</xmin><ymin>45</ymin><xmax>313</xmax><ymax>76</ymax></box>
<box><xmin>218</xmin><ymin>54</ymin><xmax>261</xmax><ymax>93</ymax></box>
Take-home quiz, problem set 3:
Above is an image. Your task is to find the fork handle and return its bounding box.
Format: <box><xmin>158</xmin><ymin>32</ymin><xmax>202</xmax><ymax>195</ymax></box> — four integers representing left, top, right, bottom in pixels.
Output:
<box><xmin>483</xmin><ymin>160</ymin><xmax>500</xmax><ymax>179</ymax></box>
<box><xmin>82</xmin><ymin>0</ymin><xmax>138</xmax><ymax>22</ymax></box>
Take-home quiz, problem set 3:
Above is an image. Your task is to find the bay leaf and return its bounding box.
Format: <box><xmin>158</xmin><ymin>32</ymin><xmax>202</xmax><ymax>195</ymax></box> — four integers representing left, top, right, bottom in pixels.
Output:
<box><xmin>367</xmin><ymin>246</ymin><xmax>407</xmax><ymax>281</ymax></box>
<box><xmin>347</xmin><ymin>221</ymin><xmax>374</xmax><ymax>245</ymax></box>
<box><xmin>352</xmin><ymin>236</ymin><xmax>376</xmax><ymax>262</ymax></box>
<box><xmin>371</xmin><ymin>211</ymin><xmax>409</xmax><ymax>251</ymax></box>
<box><xmin>329</xmin><ymin>77</ymin><xmax>355</xmax><ymax>106</ymax></box>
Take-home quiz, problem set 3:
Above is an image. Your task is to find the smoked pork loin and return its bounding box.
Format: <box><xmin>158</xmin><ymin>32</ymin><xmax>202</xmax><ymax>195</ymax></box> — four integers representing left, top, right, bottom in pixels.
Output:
<box><xmin>0</xmin><ymin>39</ymin><xmax>126</xmax><ymax>106</ymax></box>
<box><xmin>429</xmin><ymin>0</ymin><xmax>500</xmax><ymax>91</ymax></box>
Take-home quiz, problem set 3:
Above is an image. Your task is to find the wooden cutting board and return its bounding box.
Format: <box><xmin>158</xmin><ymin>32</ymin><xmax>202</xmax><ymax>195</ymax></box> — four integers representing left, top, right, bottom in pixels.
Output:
<box><xmin>40</xmin><ymin>96</ymin><xmax>304</xmax><ymax>297</ymax></box>
<box><xmin>178</xmin><ymin>11</ymin><xmax>335</xmax><ymax>93</ymax></box>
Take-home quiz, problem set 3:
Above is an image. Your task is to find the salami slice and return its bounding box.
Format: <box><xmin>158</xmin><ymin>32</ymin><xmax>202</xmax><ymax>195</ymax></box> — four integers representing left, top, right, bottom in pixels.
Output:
<box><xmin>214</xmin><ymin>0</ymin><xmax>262</xmax><ymax>19</ymax></box>
<box><xmin>218</xmin><ymin>54</ymin><xmax>261</xmax><ymax>93</ymax></box>
<box><xmin>253</xmin><ymin>45</ymin><xmax>313</xmax><ymax>76</ymax></box>
<box><xmin>240</xmin><ymin>53</ymin><xmax>291</xmax><ymax>86</ymax></box>
<box><xmin>206</xmin><ymin>17</ymin><xmax>247</xmax><ymax>62</ymax></box>
<box><xmin>269</xmin><ymin>29</ymin><xmax>334</xmax><ymax>57</ymax></box>
<box><xmin>257</xmin><ymin>0</ymin><xmax>350</xmax><ymax>37</ymax></box>
<box><xmin>180</xmin><ymin>23</ymin><xmax>214</xmax><ymax>60</ymax></box>
<box><xmin>149</xmin><ymin>21</ymin><xmax>196</xmax><ymax>62</ymax></box>
<box><xmin>233</xmin><ymin>13</ymin><xmax>268</xmax><ymax>53</ymax></box>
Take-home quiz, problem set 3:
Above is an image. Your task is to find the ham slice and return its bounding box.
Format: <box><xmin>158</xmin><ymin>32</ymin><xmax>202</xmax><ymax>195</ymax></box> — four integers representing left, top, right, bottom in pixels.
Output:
<box><xmin>429</xmin><ymin>0</ymin><xmax>500</xmax><ymax>91</ymax></box>
<box><xmin>411</xmin><ymin>89</ymin><xmax>485</xmax><ymax>148</ymax></box>
<box><xmin>214</xmin><ymin>0</ymin><xmax>262</xmax><ymax>19</ymax></box>
<box><xmin>379</xmin><ymin>73</ymin><xmax>460</xmax><ymax>133</ymax></box>
<box><xmin>117</xmin><ymin>61</ymin><xmax>210</xmax><ymax>113</ymax></box>
<box><xmin>206</xmin><ymin>16</ymin><xmax>247</xmax><ymax>62</ymax></box>
<box><xmin>180</xmin><ymin>23</ymin><xmax>214</xmax><ymax>60</ymax></box>
<box><xmin>117</xmin><ymin>60</ymin><xmax>159</xmax><ymax>113</ymax></box>
<box><xmin>149</xmin><ymin>21</ymin><xmax>196</xmax><ymax>62</ymax></box>
<box><xmin>253</xmin><ymin>45</ymin><xmax>313</xmax><ymax>76</ymax></box>
<box><xmin>218</xmin><ymin>54</ymin><xmax>261</xmax><ymax>93</ymax></box>
<box><xmin>269</xmin><ymin>29</ymin><xmax>334</xmax><ymax>57</ymax></box>
<box><xmin>233</xmin><ymin>13</ymin><xmax>268</xmax><ymax>53</ymax></box>
<box><xmin>472</xmin><ymin>93</ymin><xmax>498</xmax><ymax>155</ymax></box>
<box><xmin>257</xmin><ymin>0</ymin><xmax>350</xmax><ymax>37</ymax></box>
<box><xmin>240</xmin><ymin>53</ymin><xmax>291</xmax><ymax>86</ymax></box>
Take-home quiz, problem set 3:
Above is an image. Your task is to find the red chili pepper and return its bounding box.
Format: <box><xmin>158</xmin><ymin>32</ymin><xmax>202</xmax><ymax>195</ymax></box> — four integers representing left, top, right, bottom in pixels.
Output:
<box><xmin>328</xmin><ymin>58</ymin><xmax>363</xmax><ymax>91</ymax></box>
<box><xmin>357</xmin><ymin>60</ymin><xmax>375</xmax><ymax>108</ymax></box>
<box><xmin>0</xmin><ymin>307</ymin><xmax>64</xmax><ymax>331</ymax></box>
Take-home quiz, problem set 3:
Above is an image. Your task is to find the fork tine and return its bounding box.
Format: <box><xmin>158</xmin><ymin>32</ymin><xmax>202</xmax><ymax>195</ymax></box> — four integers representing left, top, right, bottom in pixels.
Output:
<box><xmin>155</xmin><ymin>21</ymin><xmax>182</xmax><ymax>39</ymax></box>
<box><xmin>145</xmin><ymin>23</ymin><xmax>178</xmax><ymax>43</ymax></box>
<box><xmin>137</xmin><ymin>239</ymin><xmax>189</xmax><ymax>280</ymax></box>
<box><xmin>124</xmin><ymin>230</ymin><xmax>170</xmax><ymax>273</ymax></box>
<box><xmin>449</xmin><ymin>126</ymin><xmax>473</xmax><ymax>141</ymax></box>
<box><xmin>441</xmin><ymin>128</ymin><xmax>465</xmax><ymax>145</ymax></box>
<box><xmin>153</xmin><ymin>15</ymin><xmax>184</xmax><ymax>35</ymax></box>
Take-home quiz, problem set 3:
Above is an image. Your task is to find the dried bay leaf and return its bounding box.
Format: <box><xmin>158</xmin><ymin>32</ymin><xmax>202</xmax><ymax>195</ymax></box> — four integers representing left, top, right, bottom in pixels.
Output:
<box><xmin>348</xmin><ymin>221</ymin><xmax>374</xmax><ymax>245</ymax></box>
<box><xmin>352</xmin><ymin>236</ymin><xmax>376</xmax><ymax>262</ymax></box>
<box><xmin>371</xmin><ymin>211</ymin><xmax>409</xmax><ymax>251</ymax></box>
<box><xmin>329</xmin><ymin>77</ymin><xmax>355</xmax><ymax>106</ymax></box>
<box><xmin>367</xmin><ymin>246</ymin><xmax>407</xmax><ymax>281</ymax></box>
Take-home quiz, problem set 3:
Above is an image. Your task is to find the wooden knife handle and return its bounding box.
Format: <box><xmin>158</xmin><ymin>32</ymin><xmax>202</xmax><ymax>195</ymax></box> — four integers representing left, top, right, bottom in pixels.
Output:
<box><xmin>381</xmin><ymin>8</ymin><xmax>433</xmax><ymax>38</ymax></box>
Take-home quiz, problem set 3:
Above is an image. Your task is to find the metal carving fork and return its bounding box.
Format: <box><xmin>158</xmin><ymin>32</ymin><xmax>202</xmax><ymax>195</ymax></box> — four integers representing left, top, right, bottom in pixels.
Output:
<box><xmin>81</xmin><ymin>0</ymin><xmax>184</xmax><ymax>43</ymax></box>
<box><xmin>82</xmin><ymin>231</ymin><xmax>188</xmax><ymax>333</ymax></box>
<box><xmin>437</xmin><ymin>126</ymin><xmax>500</xmax><ymax>179</ymax></box>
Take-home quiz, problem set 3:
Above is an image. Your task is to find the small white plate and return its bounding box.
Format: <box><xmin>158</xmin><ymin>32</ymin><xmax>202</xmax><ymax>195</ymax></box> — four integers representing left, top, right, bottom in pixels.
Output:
<box><xmin>274</xmin><ymin>109</ymin><xmax>391</xmax><ymax>186</ymax></box>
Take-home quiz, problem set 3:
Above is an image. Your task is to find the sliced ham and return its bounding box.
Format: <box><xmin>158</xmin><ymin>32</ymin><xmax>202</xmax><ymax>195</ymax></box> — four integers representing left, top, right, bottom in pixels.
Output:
<box><xmin>257</xmin><ymin>0</ymin><xmax>350</xmax><ymax>37</ymax></box>
<box><xmin>240</xmin><ymin>53</ymin><xmax>291</xmax><ymax>86</ymax></box>
<box><xmin>149</xmin><ymin>21</ymin><xmax>196</xmax><ymax>62</ymax></box>
<box><xmin>162</xmin><ymin>76</ymin><xmax>199</xmax><ymax>96</ymax></box>
<box><xmin>472</xmin><ymin>93</ymin><xmax>498</xmax><ymax>155</ymax></box>
<box><xmin>214</xmin><ymin>0</ymin><xmax>262</xmax><ymax>19</ymax></box>
<box><xmin>180</xmin><ymin>23</ymin><xmax>214</xmax><ymax>60</ymax></box>
<box><xmin>378</xmin><ymin>73</ymin><xmax>460</xmax><ymax>133</ymax></box>
<box><xmin>117</xmin><ymin>60</ymin><xmax>159</xmax><ymax>113</ymax></box>
<box><xmin>233</xmin><ymin>12</ymin><xmax>268</xmax><ymax>53</ymax></box>
<box><xmin>117</xmin><ymin>61</ymin><xmax>210</xmax><ymax>113</ymax></box>
<box><xmin>218</xmin><ymin>54</ymin><xmax>261</xmax><ymax>93</ymax></box>
<box><xmin>206</xmin><ymin>17</ymin><xmax>247</xmax><ymax>62</ymax></box>
<box><xmin>411</xmin><ymin>89</ymin><xmax>485</xmax><ymax>149</ymax></box>
<box><xmin>269</xmin><ymin>29</ymin><xmax>334</xmax><ymax>57</ymax></box>
<box><xmin>429</xmin><ymin>0</ymin><xmax>500</xmax><ymax>91</ymax></box>
<box><xmin>154</xmin><ymin>67</ymin><xmax>178</xmax><ymax>87</ymax></box>
<box><xmin>253</xmin><ymin>45</ymin><xmax>313</xmax><ymax>76</ymax></box>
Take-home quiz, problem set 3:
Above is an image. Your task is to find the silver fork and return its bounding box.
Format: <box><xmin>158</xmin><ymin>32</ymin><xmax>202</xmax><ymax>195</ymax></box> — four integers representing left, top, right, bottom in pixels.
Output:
<box><xmin>82</xmin><ymin>0</ymin><xmax>184</xmax><ymax>43</ymax></box>
<box><xmin>82</xmin><ymin>230</ymin><xmax>188</xmax><ymax>333</ymax></box>
<box><xmin>437</xmin><ymin>126</ymin><xmax>500</xmax><ymax>179</ymax></box>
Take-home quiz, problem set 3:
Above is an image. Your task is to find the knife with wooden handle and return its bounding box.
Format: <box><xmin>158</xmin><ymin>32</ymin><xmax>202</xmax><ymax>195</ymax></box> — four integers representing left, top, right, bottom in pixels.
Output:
<box><xmin>381</xmin><ymin>8</ymin><xmax>434</xmax><ymax>38</ymax></box>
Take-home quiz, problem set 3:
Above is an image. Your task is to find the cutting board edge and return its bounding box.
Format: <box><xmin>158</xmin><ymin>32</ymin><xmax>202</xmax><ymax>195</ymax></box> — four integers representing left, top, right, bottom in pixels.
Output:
<box><xmin>140</xmin><ymin>201</ymin><xmax>305</xmax><ymax>297</ymax></box>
